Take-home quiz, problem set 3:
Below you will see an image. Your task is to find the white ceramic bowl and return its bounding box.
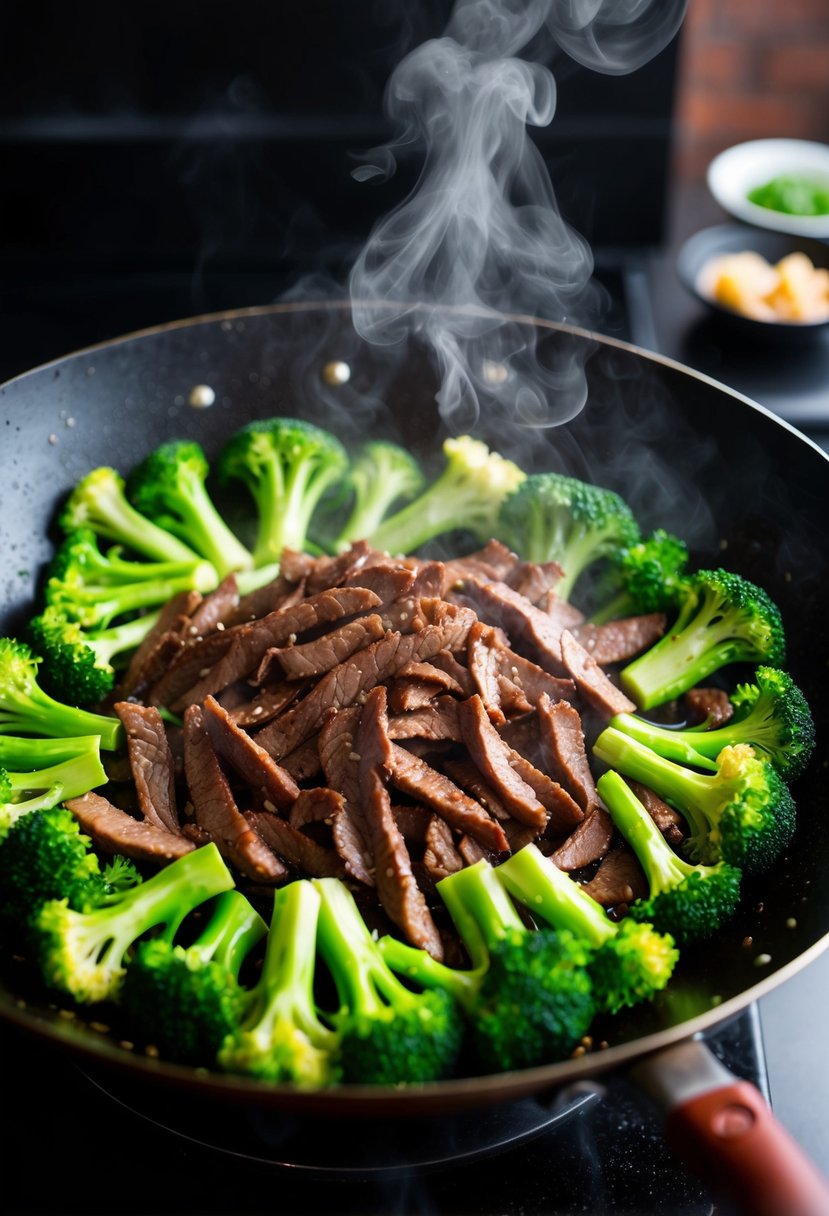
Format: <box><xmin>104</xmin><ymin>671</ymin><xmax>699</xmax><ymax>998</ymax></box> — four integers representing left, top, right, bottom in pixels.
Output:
<box><xmin>707</xmin><ymin>139</ymin><xmax>829</xmax><ymax>238</ymax></box>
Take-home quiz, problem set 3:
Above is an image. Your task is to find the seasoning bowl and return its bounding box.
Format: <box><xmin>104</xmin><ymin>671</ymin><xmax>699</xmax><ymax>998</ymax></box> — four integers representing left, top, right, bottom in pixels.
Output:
<box><xmin>707</xmin><ymin>139</ymin><xmax>829</xmax><ymax>239</ymax></box>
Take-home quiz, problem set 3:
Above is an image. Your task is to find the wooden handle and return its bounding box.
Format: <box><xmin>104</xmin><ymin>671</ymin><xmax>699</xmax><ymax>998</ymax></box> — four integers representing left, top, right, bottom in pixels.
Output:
<box><xmin>665</xmin><ymin>1078</ymin><xmax>829</xmax><ymax>1216</ymax></box>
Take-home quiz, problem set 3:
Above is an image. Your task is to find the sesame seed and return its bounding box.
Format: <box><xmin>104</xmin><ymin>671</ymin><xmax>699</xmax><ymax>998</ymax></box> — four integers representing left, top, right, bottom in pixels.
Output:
<box><xmin>252</xmin><ymin>706</ymin><xmax>264</xmax><ymax>716</ymax></box>
<box><xmin>263</xmin><ymin>800</ymin><xmax>277</xmax><ymax>814</ymax></box>
<box><xmin>199</xmin><ymin>667</ymin><xmax>211</xmax><ymax>678</ymax></box>
<box><xmin>349</xmin><ymin>752</ymin><xmax>361</xmax><ymax>762</ymax></box>
<box><xmin>754</xmin><ymin>953</ymin><xmax>772</xmax><ymax>967</ymax></box>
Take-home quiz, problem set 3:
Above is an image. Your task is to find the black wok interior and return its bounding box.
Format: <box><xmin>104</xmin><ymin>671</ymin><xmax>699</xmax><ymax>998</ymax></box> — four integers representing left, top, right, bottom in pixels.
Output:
<box><xmin>1</xmin><ymin>301</ymin><xmax>827</xmax><ymax>1113</ymax></box>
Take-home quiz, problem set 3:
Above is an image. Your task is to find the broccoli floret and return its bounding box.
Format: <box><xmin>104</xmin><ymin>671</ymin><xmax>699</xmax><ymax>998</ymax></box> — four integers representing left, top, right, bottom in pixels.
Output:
<box><xmin>0</xmin><ymin>734</ymin><xmax>107</xmax><ymax>838</ymax></box>
<box><xmin>28</xmin><ymin>606</ymin><xmax>160</xmax><ymax>705</ymax></box>
<box><xmin>0</xmin><ymin>804</ymin><xmax>107</xmax><ymax>932</ymax></box>
<box><xmin>31</xmin><ymin>842</ymin><xmax>234</xmax><ymax>1005</ymax></box>
<box><xmin>591</xmin><ymin>529</ymin><xmax>690</xmax><ymax>625</ymax></box>
<box><xmin>610</xmin><ymin>666</ymin><xmax>815</xmax><ymax>782</ymax></box>
<box><xmin>620</xmin><ymin>569</ymin><xmax>786</xmax><ymax>710</ymax></box>
<box><xmin>597</xmin><ymin>770</ymin><xmax>741</xmax><ymax>945</ymax></box>
<box><xmin>313</xmin><ymin>876</ymin><xmax>464</xmax><ymax>1084</ymax></box>
<box><xmin>0</xmin><ymin>638</ymin><xmax>123</xmax><ymax>750</ymax></box>
<box><xmin>44</xmin><ymin>532</ymin><xmax>217</xmax><ymax>631</ymax></box>
<box><xmin>218</xmin><ymin>880</ymin><xmax>338</xmax><ymax>1087</ymax></box>
<box><xmin>367</xmin><ymin>436</ymin><xmax>526</xmax><ymax>557</ymax></box>
<box><xmin>495</xmin><ymin>472</ymin><xmax>641</xmax><ymax>602</ymax></box>
<box><xmin>380</xmin><ymin>858</ymin><xmax>595</xmax><ymax>1072</ymax></box>
<box><xmin>126</xmin><ymin>440</ymin><xmax>254</xmax><ymax>579</ymax></box>
<box><xmin>333</xmin><ymin>441</ymin><xmax>426</xmax><ymax>552</ymax></box>
<box><xmin>593</xmin><ymin>727</ymin><xmax>795</xmax><ymax>876</ymax></box>
<box><xmin>495</xmin><ymin>844</ymin><xmax>678</xmax><ymax>1016</ymax></box>
<box><xmin>121</xmin><ymin>889</ymin><xmax>267</xmax><ymax>1065</ymax></box>
<box><xmin>59</xmin><ymin>467</ymin><xmax>201</xmax><ymax>563</ymax></box>
<box><xmin>216</xmin><ymin>417</ymin><xmax>349</xmax><ymax>567</ymax></box>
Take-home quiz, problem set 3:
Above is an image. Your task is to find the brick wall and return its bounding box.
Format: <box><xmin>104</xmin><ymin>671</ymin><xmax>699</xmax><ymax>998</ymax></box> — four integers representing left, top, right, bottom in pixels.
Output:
<box><xmin>675</xmin><ymin>0</ymin><xmax>829</xmax><ymax>180</ymax></box>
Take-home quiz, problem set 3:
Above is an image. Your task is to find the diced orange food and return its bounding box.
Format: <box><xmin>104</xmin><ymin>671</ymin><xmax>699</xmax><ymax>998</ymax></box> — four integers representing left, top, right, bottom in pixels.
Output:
<box><xmin>698</xmin><ymin>250</ymin><xmax>829</xmax><ymax>324</ymax></box>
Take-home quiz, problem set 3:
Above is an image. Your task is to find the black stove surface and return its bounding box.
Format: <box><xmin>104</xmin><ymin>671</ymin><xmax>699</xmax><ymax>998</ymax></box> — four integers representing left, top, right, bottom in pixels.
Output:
<box><xmin>2</xmin><ymin>1007</ymin><xmax>766</xmax><ymax>1216</ymax></box>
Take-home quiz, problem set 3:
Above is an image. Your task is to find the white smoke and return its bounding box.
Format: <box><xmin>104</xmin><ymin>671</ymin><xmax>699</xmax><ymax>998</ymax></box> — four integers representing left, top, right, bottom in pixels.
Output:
<box><xmin>349</xmin><ymin>0</ymin><xmax>688</xmax><ymax>432</ymax></box>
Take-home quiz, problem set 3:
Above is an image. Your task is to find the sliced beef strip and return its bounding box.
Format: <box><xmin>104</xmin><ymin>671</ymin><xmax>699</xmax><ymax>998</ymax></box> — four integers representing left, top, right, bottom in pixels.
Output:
<box><xmin>343</xmin><ymin>563</ymin><xmax>416</xmax><ymax>604</ymax></box>
<box><xmin>442</xmin><ymin>757</ymin><xmax>510</xmax><ymax>820</ymax></box>
<box><xmin>278</xmin><ymin>548</ymin><xmax>319</xmax><ymax>584</ymax></box>
<box><xmin>392</xmin><ymin>804</ymin><xmax>432</xmax><ymax>846</ymax></box>
<box><xmin>65</xmin><ymin>792</ymin><xmax>195</xmax><ymax>863</ymax></box>
<box><xmin>580</xmin><ymin>847</ymin><xmax>648</xmax><ymax>908</ymax></box>
<box><xmin>257</xmin><ymin>613</ymin><xmax>387</xmax><ymax>684</ymax></box>
<box><xmin>148</xmin><ymin>628</ymin><xmax>237</xmax><ymax>710</ymax></box>
<box><xmin>505</xmin><ymin>746</ymin><xmax>584</xmax><ymax>834</ymax></box>
<box><xmin>549</xmin><ymin>807</ymin><xmax>614</xmax><ymax>871</ymax></box>
<box><xmin>537</xmin><ymin>591</ymin><xmax>586</xmax><ymax>630</ymax></box>
<box><xmin>536</xmin><ymin>693</ymin><xmax>603</xmax><ymax>817</ymax></box>
<box><xmin>423</xmin><ymin>815</ymin><xmax>464</xmax><ymax>881</ymax></box>
<box><xmin>467</xmin><ymin>622</ymin><xmax>506</xmax><ymax>726</ymax></box>
<box><xmin>223</xmin><ymin>572</ymin><xmax>306</xmax><ymax>628</ymax></box>
<box><xmin>318</xmin><ymin>707</ymin><xmax>375</xmax><ymax>887</ymax></box>
<box><xmin>172</xmin><ymin>585</ymin><xmax>383</xmax><ymax>711</ymax></box>
<box><xmin>504</xmin><ymin>560</ymin><xmax>564</xmax><ymax>604</ymax></box>
<box><xmin>119</xmin><ymin>590</ymin><xmax>203</xmax><ymax>698</ymax></box>
<box><xmin>443</xmin><ymin>540</ymin><xmax>519</xmax><ymax>584</ymax></box>
<box><xmin>453</xmin><ymin>576</ymin><xmax>568</xmax><ymax>673</ymax></box>
<box><xmin>245</xmin><ymin>810</ymin><xmax>346</xmax><ymax>879</ymax></box>
<box><xmin>457</xmin><ymin>695</ymin><xmax>548</xmax><ymax>832</ymax></box>
<box><xmin>279</xmin><ymin>736</ymin><xmax>324</xmax><ymax>783</ymax></box>
<box><xmin>202</xmin><ymin>694</ymin><xmax>300</xmax><ymax>810</ymax></box>
<box><xmin>182</xmin><ymin>703</ymin><xmax>284</xmax><ymax>883</ymax></box>
<box><xmin>387</xmin><ymin>662</ymin><xmax>464</xmax><ymax>713</ymax></box>
<box><xmin>496</xmin><ymin>675</ymin><xmax>534</xmax><ymax>717</ymax></box>
<box><xmin>458</xmin><ymin>835</ymin><xmax>489</xmax><ymax>866</ymax></box>
<box><xmin>388</xmin><ymin>744</ymin><xmax>510</xmax><ymax>853</ymax></box>
<box><xmin>559</xmin><ymin>630</ymin><xmax>636</xmax><ymax>718</ymax></box>
<box><xmin>683</xmin><ymin>686</ymin><xmax>734</xmax><ymax>728</ymax></box>
<box><xmin>356</xmin><ymin>687</ymin><xmax>444</xmax><ymax>959</ymax></box>
<box><xmin>625</xmin><ymin>778</ymin><xmax>686</xmax><ymax>847</ymax></box>
<box><xmin>490</xmin><ymin>643</ymin><xmax>576</xmax><ymax>708</ymax></box>
<box><xmin>253</xmin><ymin>607</ymin><xmax>477</xmax><ymax>761</ymax></box>
<box><xmin>289</xmin><ymin>786</ymin><xmax>345</xmax><ymax>830</ymax></box>
<box><xmin>387</xmin><ymin>696</ymin><xmax>462</xmax><ymax>743</ymax></box>
<box><xmin>113</xmin><ymin>701</ymin><xmax>181</xmax><ymax>834</ymax></box>
<box><xmin>571</xmin><ymin>613</ymin><xmax>667</xmax><ymax>665</ymax></box>
<box><xmin>304</xmin><ymin>540</ymin><xmax>375</xmax><ymax>596</ymax></box>
<box><xmin>187</xmin><ymin>574</ymin><xmax>240</xmax><ymax>636</ymax></box>
<box><xmin>226</xmin><ymin>680</ymin><xmax>307</xmax><ymax>728</ymax></box>
<box><xmin>430</xmin><ymin>649</ymin><xmax>476</xmax><ymax>697</ymax></box>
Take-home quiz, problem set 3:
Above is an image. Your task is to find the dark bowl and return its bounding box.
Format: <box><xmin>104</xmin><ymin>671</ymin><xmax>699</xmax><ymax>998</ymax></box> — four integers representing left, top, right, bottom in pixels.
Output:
<box><xmin>676</xmin><ymin>222</ymin><xmax>829</xmax><ymax>343</ymax></box>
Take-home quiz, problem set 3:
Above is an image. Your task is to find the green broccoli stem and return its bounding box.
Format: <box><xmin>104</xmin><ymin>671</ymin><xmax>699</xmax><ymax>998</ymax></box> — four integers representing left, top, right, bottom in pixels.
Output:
<box><xmin>554</xmin><ymin>527</ymin><xmax>617</xmax><ymax>601</ymax></box>
<box><xmin>0</xmin><ymin>680</ymin><xmax>123</xmax><ymax>751</ymax></box>
<box><xmin>620</xmin><ymin>589</ymin><xmax>745</xmax><ymax>709</ymax></box>
<box><xmin>314</xmin><ymin>876</ymin><xmax>418</xmax><ymax>1017</ymax></box>
<box><xmin>495</xmin><ymin>845</ymin><xmax>617</xmax><ymax>949</ymax></box>
<box><xmin>251</xmin><ymin>461</ymin><xmax>322</xmax><ymax>567</ymax></box>
<box><xmin>53</xmin><ymin>566</ymin><xmax>216</xmax><ymax>629</ymax></box>
<box><xmin>436</xmin><ymin>859</ymin><xmax>526</xmax><ymax>969</ymax></box>
<box><xmin>148</xmin><ymin>478</ymin><xmax>253</xmax><ymax>578</ymax></box>
<box><xmin>593</xmin><ymin>726</ymin><xmax>717</xmax><ymax>839</ymax></box>
<box><xmin>170</xmin><ymin>890</ymin><xmax>267</xmax><ymax>981</ymax></box>
<box><xmin>590</xmin><ymin>590</ymin><xmax>635</xmax><ymax>626</ymax></box>
<box><xmin>65</xmin><ymin>470</ymin><xmax>200</xmax><ymax>563</ymax></box>
<box><xmin>368</xmin><ymin>483</ymin><xmax>473</xmax><ymax>556</ymax></box>
<box><xmin>0</xmin><ymin>734</ymin><xmax>101</xmax><ymax>770</ymax></box>
<box><xmin>6</xmin><ymin>745</ymin><xmax>107</xmax><ymax>803</ymax></box>
<box><xmin>610</xmin><ymin>713</ymin><xmax>719</xmax><ymax>772</ymax></box>
<box><xmin>596</xmin><ymin>770</ymin><xmax>698</xmax><ymax>897</ymax></box>
<box><xmin>233</xmin><ymin>561</ymin><xmax>282</xmax><ymax>596</ymax></box>
<box><xmin>378</xmin><ymin>935</ymin><xmax>482</xmax><ymax>1008</ymax></box>
<box><xmin>83</xmin><ymin>612</ymin><xmax>161</xmax><ymax>667</ymax></box>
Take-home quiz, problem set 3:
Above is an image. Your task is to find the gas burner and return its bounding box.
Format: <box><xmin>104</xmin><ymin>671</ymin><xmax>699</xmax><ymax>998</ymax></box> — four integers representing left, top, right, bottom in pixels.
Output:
<box><xmin>76</xmin><ymin>1061</ymin><xmax>600</xmax><ymax>1174</ymax></box>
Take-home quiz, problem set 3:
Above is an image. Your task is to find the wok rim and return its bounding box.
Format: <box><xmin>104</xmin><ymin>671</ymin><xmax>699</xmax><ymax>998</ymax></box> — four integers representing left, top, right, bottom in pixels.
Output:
<box><xmin>1</xmin><ymin>296</ymin><xmax>827</xmax><ymax>1111</ymax></box>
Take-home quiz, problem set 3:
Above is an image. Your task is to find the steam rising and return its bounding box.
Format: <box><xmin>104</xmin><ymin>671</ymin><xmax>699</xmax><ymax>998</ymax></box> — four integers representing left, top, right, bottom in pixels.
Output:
<box><xmin>349</xmin><ymin>0</ymin><xmax>687</xmax><ymax>431</ymax></box>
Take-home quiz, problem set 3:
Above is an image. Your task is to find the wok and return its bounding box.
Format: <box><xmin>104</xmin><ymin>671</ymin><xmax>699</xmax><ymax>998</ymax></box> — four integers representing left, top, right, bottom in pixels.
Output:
<box><xmin>1</xmin><ymin>299</ymin><xmax>828</xmax><ymax>1214</ymax></box>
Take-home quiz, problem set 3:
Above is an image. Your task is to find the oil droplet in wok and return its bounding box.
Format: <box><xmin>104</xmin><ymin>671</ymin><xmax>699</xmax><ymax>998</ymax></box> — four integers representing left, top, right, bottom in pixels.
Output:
<box><xmin>188</xmin><ymin>385</ymin><xmax>216</xmax><ymax>409</ymax></box>
<box><xmin>322</xmin><ymin>360</ymin><xmax>351</xmax><ymax>386</ymax></box>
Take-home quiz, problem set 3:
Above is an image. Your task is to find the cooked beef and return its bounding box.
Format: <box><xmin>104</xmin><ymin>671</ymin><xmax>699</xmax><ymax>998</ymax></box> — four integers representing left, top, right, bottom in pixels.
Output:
<box><xmin>444</xmin><ymin>540</ymin><xmax>519</xmax><ymax>584</ymax></box>
<box><xmin>258</xmin><ymin>613</ymin><xmax>387</xmax><ymax>683</ymax></box>
<box><xmin>318</xmin><ymin>707</ymin><xmax>375</xmax><ymax>887</ymax></box>
<box><xmin>119</xmin><ymin>590</ymin><xmax>202</xmax><ymax>697</ymax></box>
<box><xmin>495</xmin><ymin>674</ymin><xmax>533</xmax><ymax>717</ymax></box>
<box><xmin>423</xmin><ymin>815</ymin><xmax>464</xmax><ymax>880</ymax></box>
<box><xmin>625</xmin><ymin>778</ymin><xmax>686</xmax><ymax>846</ymax></box>
<box><xmin>571</xmin><ymin>613</ymin><xmax>667</xmax><ymax>665</ymax></box>
<box><xmin>345</xmin><ymin>563</ymin><xmax>416</xmax><ymax>604</ymax></box>
<box><xmin>559</xmin><ymin>630</ymin><xmax>636</xmax><ymax>718</ymax></box>
<box><xmin>392</xmin><ymin>804</ymin><xmax>432</xmax><ymax>846</ymax></box>
<box><xmin>65</xmin><ymin>792</ymin><xmax>195</xmax><ymax>862</ymax></box>
<box><xmin>504</xmin><ymin>560</ymin><xmax>564</xmax><ymax>604</ymax></box>
<box><xmin>453</xmin><ymin>576</ymin><xmax>568</xmax><ymax>672</ymax></box>
<box><xmin>458</xmin><ymin>835</ymin><xmax>489</xmax><ymax>866</ymax></box>
<box><xmin>172</xmin><ymin>585</ymin><xmax>383</xmax><ymax>710</ymax></box>
<box><xmin>182</xmin><ymin>703</ymin><xmax>284</xmax><ymax>882</ymax></box>
<box><xmin>253</xmin><ymin>607</ymin><xmax>476</xmax><ymax>760</ymax></box>
<box><xmin>387</xmin><ymin>697</ymin><xmax>462</xmax><ymax>743</ymax></box>
<box><xmin>288</xmin><ymin>786</ymin><xmax>345</xmax><ymax>830</ymax></box>
<box><xmin>187</xmin><ymin>574</ymin><xmax>240</xmax><ymax>635</ymax></box>
<box><xmin>148</xmin><ymin>628</ymin><xmax>237</xmax><ymax>710</ymax></box>
<box><xmin>442</xmin><ymin>757</ymin><xmax>510</xmax><ymax>820</ymax></box>
<box><xmin>490</xmin><ymin>644</ymin><xmax>576</xmax><ymax>708</ymax></box>
<box><xmin>304</xmin><ymin>540</ymin><xmax>375</xmax><ymax>596</ymax></box>
<box><xmin>536</xmin><ymin>591</ymin><xmax>586</xmax><ymax>630</ymax></box>
<box><xmin>279</xmin><ymin>736</ymin><xmax>324</xmax><ymax>783</ymax></box>
<box><xmin>226</xmin><ymin>680</ymin><xmax>306</xmax><ymax>728</ymax></box>
<box><xmin>278</xmin><ymin>548</ymin><xmax>319</xmax><ymax>584</ymax></box>
<box><xmin>683</xmin><ymin>686</ymin><xmax>734</xmax><ymax>728</ymax></box>
<box><xmin>387</xmin><ymin>744</ymin><xmax>510</xmax><ymax>853</ymax></box>
<box><xmin>430</xmin><ymin>649</ymin><xmax>477</xmax><ymax>697</ymax></box>
<box><xmin>388</xmin><ymin>659</ymin><xmax>465</xmax><ymax>711</ymax></box>
<box><xmin>113</xmin><ymin>701</ymin><xmax>181</xmax><ymax>834</ymax></box>
<box><xmin>580</xmin><ymin>848</ymin><xmax>648</xmax><ymax>908</ymax></box>
<box><xmin>457</xmin><ymin>695</ymin><xmax>548</xmax><ymax>831</ymax></box>
<box><xmin>505</xmin><ymin>746</ymin><xmax>583</xmax><ymax>834</ymax></box>
<box><xmin>550</xmin><ymin>807</ymin><xmax>614</xmax><ymax>871</ymax></box>
<box><xmin>245</xmin><ymin>810</ymin><xmax>346</xmax><ymax>878</ymax></box>
<box><xmin>536</xmin><ymin>693</ymin><xmax>603</xmax><ymax>816</ymax></box>
<box><xmin>467</xmin><ymin>622</ymin><xmax>506</xmax><ymax>726</ymax></box>
<box><xmin>223</xmin><ymin>572</ymin><xmax>306</xmax><ymax>628</ymax></box>
<box><xmin>202</xmin><ymin>694</ymin><xmax>300</xmax><ymax>810</ymax></box>
<box><xmin>356</xmin><ymin>687</ymin><xmax>443</xmax><ymax>958</ymax></box>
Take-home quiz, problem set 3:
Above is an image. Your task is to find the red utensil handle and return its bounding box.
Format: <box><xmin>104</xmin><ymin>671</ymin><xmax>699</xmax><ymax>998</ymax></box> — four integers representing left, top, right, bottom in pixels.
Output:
<box><xmin>665</xmin><ymin>1078</ymin><xmax>829</xmax><ymax>1216</ymax></box>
